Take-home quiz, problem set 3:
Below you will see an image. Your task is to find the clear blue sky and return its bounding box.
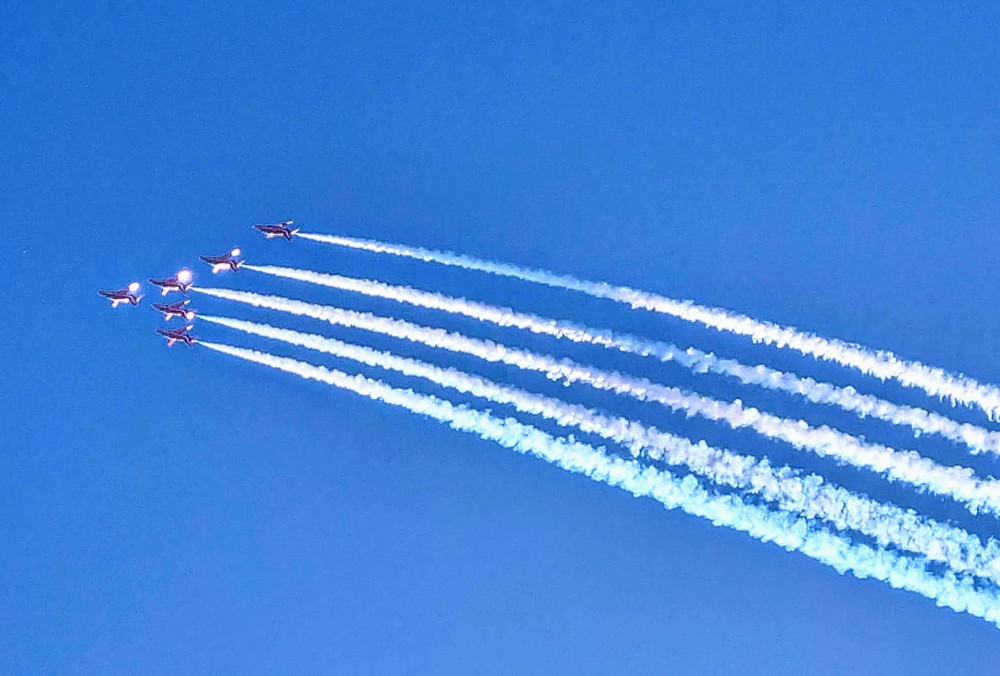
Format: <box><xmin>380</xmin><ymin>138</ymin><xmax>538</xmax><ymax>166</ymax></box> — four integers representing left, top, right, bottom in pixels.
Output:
<box><xmin>4</xmin><ymin>2</ymin><xmax>1000</xmax><ymax>673</ymax></box>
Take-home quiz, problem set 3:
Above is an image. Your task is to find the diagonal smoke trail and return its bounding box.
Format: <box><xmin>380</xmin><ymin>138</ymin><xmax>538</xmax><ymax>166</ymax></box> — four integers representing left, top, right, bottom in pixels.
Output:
<box><xmin>299</xmin><ymin>232</ymin><xmax>1000</xmax><ymax>420</ymax></box>
<box><xmin>209</xmin><ymin>280</ymin><xmax>1000</xmax><ymax>515</ymax></box>
<box><xmin>233</xmin><ymin>267</ymin><xmax>1000</xmax><ymax>454</ymax></box>
<box><xmin>201</xmin><ymin>314</ymin><xmax>1000</xmax><ymax>581</ymax></box>
<box><xmin>197</xmin><ymin>340</ymin><xmax>1000</xmax><ymax>628</ymax></box>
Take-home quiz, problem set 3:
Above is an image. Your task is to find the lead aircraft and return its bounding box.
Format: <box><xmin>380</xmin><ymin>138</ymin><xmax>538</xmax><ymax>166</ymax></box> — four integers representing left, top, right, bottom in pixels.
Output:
<box><xmin>253</xmin><ymin>220</ymin><xmax>298</xmax><ymax>240</ymax></box>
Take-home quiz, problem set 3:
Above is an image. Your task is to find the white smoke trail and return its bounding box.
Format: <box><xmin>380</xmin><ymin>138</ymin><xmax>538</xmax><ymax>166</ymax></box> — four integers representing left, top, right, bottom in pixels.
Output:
<box><xmin>191</xmin><ymin>286</ymin><xmax>1000</xmax><ymax>455</ymax></box>
<box><xmin>235</xmin><ymin>267</ymin><xmax>1000</xmax><ymax>454</ymax></box>
<box><xmin>300</xmin><ymin>233</ymin><xmax>1000</xmax><ymax>420</ymax></box>
<box><xmin>201</xmin><ymin>314</ymin><xmax>1000</xmax><ymax>582</ymax></box>
<box><xmin>197</xmin><ymin>340</ymin><xmax>1000</xmax><ymax>628</ymax></box>
<box><xmin>207</xmin><ymin>281</ymin><xmax>1000</xmax><ymax>515</ymax></box>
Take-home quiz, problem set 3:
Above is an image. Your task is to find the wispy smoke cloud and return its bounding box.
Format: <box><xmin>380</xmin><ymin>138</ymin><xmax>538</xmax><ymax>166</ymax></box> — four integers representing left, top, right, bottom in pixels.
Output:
<box><xmin>231</xmin><ymin>269</ymin><xmax>1000</xmax><ymax>454</ymax></box>
<box><xmin>299</xmin><ymin>233</ymin><xmax>1000</xmax><ymax>420</ymax></box>
<box><xmin>197</xmin><ymin>340</ymin><xmax>1000</xmax><ymax>627</ymax></box>
<box><xmin>200</xmin><ymin>315</ymin><xmax>1000</xmax><ymax>581</ymax></box>
<box><xmin>208</xmin><ymin>282</ymin><xmax>1000</xmax><ymax>516</ymax></box>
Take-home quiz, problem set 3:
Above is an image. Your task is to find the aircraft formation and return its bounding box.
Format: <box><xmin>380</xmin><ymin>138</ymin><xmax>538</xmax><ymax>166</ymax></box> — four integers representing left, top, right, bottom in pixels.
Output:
<box><xmin>92</xmin><ymin>218</ymin><xmax>1000</xmax><ymax>629</ymax></box>
<box><xmin>97</xmin><ymin>220</ymin><xmax>296</xmax><ymax>346</ymax></box>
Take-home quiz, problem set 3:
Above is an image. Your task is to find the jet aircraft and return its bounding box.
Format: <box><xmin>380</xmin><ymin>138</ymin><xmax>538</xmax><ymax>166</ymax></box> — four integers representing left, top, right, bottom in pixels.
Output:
<box><xmin>253</xmin><ymin>220</ymin><xmax>298</xmax><ymax>240</ymax></box>
<box><xmin>152</xmin><ymin>299</ymin><xmax>196</xmax><ymax>321</ymax></box>
<box><xmin>148</xmin><ymin>269</ymin><xmax>193</xmax><ymax>295</ymax></box>
<box><xmin>98</xmin><ymin>282</ymin><xmax>143</xmax><ymax>307</ymax></box>
<box><xmin>156</xmin><ymin>324</ymin><xmax>196</xmax><ymax>347</ymax></box>
<box><xmin>200</xmin><ymin>248</ymin><xmax>244</xmax><ymax>273</ymax></box>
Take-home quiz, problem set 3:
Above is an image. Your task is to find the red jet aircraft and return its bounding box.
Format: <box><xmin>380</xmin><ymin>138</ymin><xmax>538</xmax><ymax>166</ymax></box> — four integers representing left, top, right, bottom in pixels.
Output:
<box><xmin>148</xmin><ymin>269</ymin><xmax>193</xmax><ymax>295</ymax></box>
<box><xmin>156</xmin><ymin>324</ymin><xmax>196</xmax><ymax>347</ymax></box>
<box><xmin>253</xmin><ymin>220</ymin><xmax>299</xmax><ymax>240</ymax></box>
<box><xmin>98</xmin><ymin>281</ymin><xmax>143</xmax><ymax>307</ymax></box>
<box><xmin>200</xmin><ymin>248</ymin><xmax>244</xmax><ymax>273</ymax></box>
<box><xmin>152</xmin><ymin>299</ymin><xmax>196</xmax><ymax>321</ymax></box>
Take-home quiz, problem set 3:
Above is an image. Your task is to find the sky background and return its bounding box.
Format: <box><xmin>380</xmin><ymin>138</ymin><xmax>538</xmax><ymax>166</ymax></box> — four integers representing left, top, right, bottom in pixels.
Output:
<box><xmin>4</xmin><ymin>2</ymin><xmax>1000</xmax><ymax>673</ymax></box>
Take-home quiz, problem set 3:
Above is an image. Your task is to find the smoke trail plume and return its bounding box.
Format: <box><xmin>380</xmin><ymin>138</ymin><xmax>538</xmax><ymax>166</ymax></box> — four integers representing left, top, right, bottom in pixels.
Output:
<box><xmin>211</xmin><ymin>281</ymin><xmax>1000</xmax><ymax>514</ymax></box>
<box><xmin>201</xmin><ymin>314</ymin><xmax>1000</xmax><ymax>581</ymax></box>
<box><xmin>231</xmin><ymin>270</ymin><xmax>1000</xmax><ymax>454</ymax></box>
<box><xmin>198</xmin><ymin>340</ymin><xmax>1000</xmax><ymax>627</ymax></box>
<box><xmin>300</xmin><ymin>233</ymin><xmax>1000</xmax><ymax>420</ymax></box>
